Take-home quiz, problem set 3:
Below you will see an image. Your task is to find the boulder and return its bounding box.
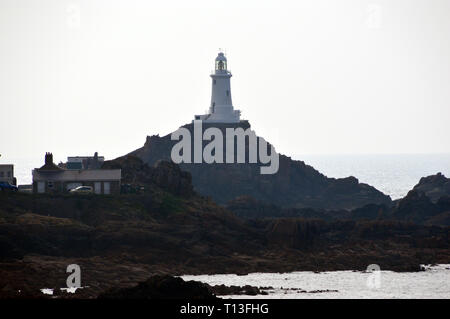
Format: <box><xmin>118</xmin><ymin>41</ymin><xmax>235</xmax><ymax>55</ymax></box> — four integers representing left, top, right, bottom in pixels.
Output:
<box><xmin>97</xmin><ymin>275</ymin><xmax>216</xmax><ymax>299</ymax></box>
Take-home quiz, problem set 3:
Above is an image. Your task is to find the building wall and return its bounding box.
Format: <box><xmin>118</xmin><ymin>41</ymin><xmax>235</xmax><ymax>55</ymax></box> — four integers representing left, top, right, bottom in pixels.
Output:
<box><xmin>32</xmin><ymin>167</ymin><xmax>121</xmax><ymax>195</ymax></box>
<box><xmin>210</xmin><ymin>74</ymin><xmax>233</xmax><ymax>107</ymax></box>
<box><xmin>33</xmin><ymin>179</ymin><xmax>120</xmax><ymax>194</ymax></box>
<box><xmin>0</xmin><ymin>165</ymin><xmax>15</xmax><ymax>185</ymax></box>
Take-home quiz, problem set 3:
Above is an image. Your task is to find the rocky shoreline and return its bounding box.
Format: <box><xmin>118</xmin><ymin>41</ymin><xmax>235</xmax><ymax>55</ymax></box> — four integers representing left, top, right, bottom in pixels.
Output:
<box><xmin>1</xmin><ymin>192</ymin><xmax>449</xmax><ymax>298</ymax></box>
<box><xmin>0</xmin><ymin>158</ymin><xmax>449</xmax><ymax>299</ymax></box>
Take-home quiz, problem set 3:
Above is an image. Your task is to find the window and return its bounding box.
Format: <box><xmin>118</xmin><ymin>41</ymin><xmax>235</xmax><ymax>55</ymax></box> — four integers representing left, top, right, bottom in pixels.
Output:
<box><xmin>0</xmin><ymin>172</ymin><xmax>3</xmax><ymax>178</ymax></box>
<box><xmin>94</xmin><ymin>182</ymin><xmax>101</xmax><ymax>194</ymax></box>
<box><xmin>213</xmin><ymin>79</ymin><xmax>216</xmax><ymax>85</ymax></box>
<box><xmin>104</xmin><ymin>182</ymin><xmax>111</xmax><ymax>194</ymax></box>
<box><xmin>37</xmin><ymin>182</ymin><xmax>45</xmax><ymax>193</ymax></box>
<box><xmin>226</xmin><ymin>90</ymin><xmax>229</xmax><ymax>96</ymax></box>
<box><xmin>7</xmin><ymin>172</ymin><xmax>11</xmax><ymax>177</ymax></box>
<box><xmin>216</xmin><ymin>60</ymin><xmax>227</xmax><ymax>71</ymax></box>
<box><xmin>48</xmin><ymin>181</ymin><xmax>54</xmax><ymax>188</ymax></box>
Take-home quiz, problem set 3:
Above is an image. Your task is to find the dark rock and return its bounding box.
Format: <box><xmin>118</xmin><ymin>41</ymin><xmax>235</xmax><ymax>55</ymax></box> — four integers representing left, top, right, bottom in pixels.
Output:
<box><xmin>210</xmin><ymin>284</ymin><xmax>270</xmax><ymax>296</ymax></box>
<box><xmin>98</xmin><ymin>275</ymin><xmax>216</xmax><ymax>299</ymax></box>
<box><xmin>306</xmin><ymin>289</ymin><xmax>339</xmax><ymax>293</ymax></box>
<box><xmin>102</xmin><ymin>155</ymin><xmax>194</xmax><ymax>198</ymax></box>
<box><xmin>129</xmin><ymin>121</ymin><xmax>391</xmax><ymax>210</ymax></box>
<box><xmin>413</xmin><ymin>173</ymin><xmax>450</xmax><ymax>203</ymax></box>
<box><xmin>151</xmin><ymin>160</ymin><xmax>194</xmax><ymax>197</ymax></box>
<box><xmin>393</xmin><ymin>190</ymin><xmax>440</xmax><ymax>224</ymax></box>
<box><xmin>226</xmin><ymin>195</ymin><xmax>389</xmax><ymax>221</ymax></box>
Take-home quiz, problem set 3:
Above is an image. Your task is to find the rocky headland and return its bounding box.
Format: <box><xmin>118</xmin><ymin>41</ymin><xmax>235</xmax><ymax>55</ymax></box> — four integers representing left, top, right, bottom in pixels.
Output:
<box><xmin>129</xmin><ymin>121</ymin><xmax>391</xmax><ymax>210</ymax></box>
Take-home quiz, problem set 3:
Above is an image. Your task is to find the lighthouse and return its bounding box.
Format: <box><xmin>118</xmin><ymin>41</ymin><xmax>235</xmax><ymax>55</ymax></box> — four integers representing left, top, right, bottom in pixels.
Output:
<box><xmin>194</xmin><ymin>52</ymin><xmax>241</xmax><ymax>123</ymax></box>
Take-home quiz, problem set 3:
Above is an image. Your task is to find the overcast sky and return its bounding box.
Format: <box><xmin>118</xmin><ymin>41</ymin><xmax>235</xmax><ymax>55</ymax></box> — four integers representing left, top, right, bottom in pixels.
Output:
<box><xmin>1</xmin><ymin>0</ymin><xmax>449</xmax><ymax>165</ymax></box>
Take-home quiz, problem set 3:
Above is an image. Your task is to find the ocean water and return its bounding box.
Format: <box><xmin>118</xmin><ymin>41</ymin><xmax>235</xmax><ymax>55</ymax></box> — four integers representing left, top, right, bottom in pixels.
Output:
<box><xmin>296</xmin><ymin>154</ymin><xmax>450</xmax><ymax>200</ymax></box>
<box><xmin>182</xmin><ymin>265</ymin><xmax>450</xmax><ymax>299</ymax></box>
<box><xmin>3</xmin><ymin>154</ymin><xmax>450</xmax><ymax>200</ymax></box>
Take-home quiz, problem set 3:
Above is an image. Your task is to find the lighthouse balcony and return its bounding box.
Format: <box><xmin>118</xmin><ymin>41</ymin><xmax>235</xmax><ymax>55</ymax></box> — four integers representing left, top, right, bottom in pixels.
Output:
<box><xmin>211</xmin><ymin>70</ymin><xmax>232</xmax><ymax>76</ymax></box>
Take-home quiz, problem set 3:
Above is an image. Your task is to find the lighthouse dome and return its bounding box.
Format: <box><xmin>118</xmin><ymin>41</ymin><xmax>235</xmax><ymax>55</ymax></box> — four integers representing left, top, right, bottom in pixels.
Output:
<box><xmin>215</xmin><ymin>52</ymin><xmax>227</xmax><ymax>61</ymax></box>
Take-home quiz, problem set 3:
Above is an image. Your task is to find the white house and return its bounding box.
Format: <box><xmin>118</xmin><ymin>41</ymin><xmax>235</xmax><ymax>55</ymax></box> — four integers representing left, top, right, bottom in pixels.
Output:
<box><xmin>32</xmin><ymin>153</ymin><xmax>121</xmax><ymax>194</ymax></box>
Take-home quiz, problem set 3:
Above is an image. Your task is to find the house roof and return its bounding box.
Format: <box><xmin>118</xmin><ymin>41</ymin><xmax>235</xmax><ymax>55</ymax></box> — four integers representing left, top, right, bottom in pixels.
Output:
<box><xmin>33</xmin><ymin>169</ymin><xmax>121</xmax><ymax>182</ymax></box>
<box><xmin>37</xmin><ymin>162</ymin><xmax>62</xmax><ymax>171</ymax></box>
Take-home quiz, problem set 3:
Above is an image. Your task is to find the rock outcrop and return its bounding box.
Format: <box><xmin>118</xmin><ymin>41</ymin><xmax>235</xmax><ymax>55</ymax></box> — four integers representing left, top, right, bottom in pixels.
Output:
<box><xmin>392</xmin><ymin>190</ymin><xmax>450</xmax><ymax>225</ymax></box>
<box><xmin>210</xmin><ymin>284</ymin><xmax>269</xmax><ymax>296</ymax></box>
<box><xmin>129</xmin><ymin>122</ymin><xmax>391</xmax><ymax>210</ymax></box>
<box><xmin>393</xmin><ymin>190</ymin><xmax>439</xmax><ymax>224</ymax></box>
<box><xmin>226</xmin><ymin>195</ymin><xmax>389</xmax><ymax>221</ymax></box>
<box><xmin>412</xmin><ymin>173</ymin><xmax>450</xmax><ymax>203</ymax></box>
<box><xmin>227</xmin><ymin>191</ymin><xmax>450</xmax><ymax>226</ymax></box>
<box><xmin>98</xmin><ymin>275</ymin><xmax>216</xmax><ymax>299</ymax></box>
<box><xmin>98</xmin><ymin>276</ymin><xmax>270</xmax><ymax>299</ymax></box>
<box><xmin>102</xmin><ymin>155</ymin><xmax>194</xmax><ymax>198</ymax></box>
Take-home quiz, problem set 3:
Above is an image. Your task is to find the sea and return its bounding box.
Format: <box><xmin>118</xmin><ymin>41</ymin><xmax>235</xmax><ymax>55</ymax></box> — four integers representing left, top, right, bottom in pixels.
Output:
<box><xmin>296</xmin><ymin>153</ymin><xmax>450</xmax><ymax>200</ymax></box>
<box><xmin>6</xmin><ymin>153</ymin><xmax>450</xmax><ymax>200</ymax></box>
<box><xmin>182</xmin><ymin>265</ymin><xmax>450</xmax><ymax>299</ymax></box>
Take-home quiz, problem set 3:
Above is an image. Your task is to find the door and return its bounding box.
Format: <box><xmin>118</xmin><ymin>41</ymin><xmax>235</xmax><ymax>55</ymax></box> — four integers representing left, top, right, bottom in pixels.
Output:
<box><xmin>37</xmin><ymin>182</ymin><xmax>45</xmax><ymax>193</ymax></box>
<box><xmin>103</xmin><ymin>182</ymin><xmax>110</xmax><ymax>195</ymax></box>
<box><xmin>94</xmin><ymin>182</ymin><xmax>101</xmax><ymax>194</ymax></box>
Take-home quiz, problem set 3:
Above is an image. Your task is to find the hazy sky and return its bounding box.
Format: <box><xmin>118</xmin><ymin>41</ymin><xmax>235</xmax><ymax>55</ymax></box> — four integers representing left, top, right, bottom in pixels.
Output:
<box><xmin>1</xmin><ymin>0</ymin><xmax>450</xmax><ymax>165</ymax></box>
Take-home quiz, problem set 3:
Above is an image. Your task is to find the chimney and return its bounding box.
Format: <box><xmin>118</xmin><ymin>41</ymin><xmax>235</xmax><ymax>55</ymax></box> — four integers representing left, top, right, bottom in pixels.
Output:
<box><xmin>45</xmin><ymin>152</ymin><xmax>54</xmax><ymax>165</ymax></box>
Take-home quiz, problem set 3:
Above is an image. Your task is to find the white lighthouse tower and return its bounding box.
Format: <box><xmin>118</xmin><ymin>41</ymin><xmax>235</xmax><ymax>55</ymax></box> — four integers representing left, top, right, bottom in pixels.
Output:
<box><xmin>194</xmin><ymin>52</ymin><xmax>241</xmax><ymax>123</ymax></box>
